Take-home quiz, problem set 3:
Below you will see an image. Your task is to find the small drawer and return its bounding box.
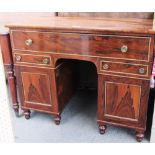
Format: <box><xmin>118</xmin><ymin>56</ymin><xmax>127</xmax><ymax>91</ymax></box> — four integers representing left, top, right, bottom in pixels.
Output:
<box><xmin>11</xmin><ymin>31</ymin><xmax>57</xmax><ymax>52</ymax></box>
<box><xmin>13</xmin><ymin>53</ymin><xmax>52</xmax><ymax>66</ymax></box>
<box><xmin>94</xmin><ymin>36</ymin><xmax>151</xmax><ymax>62</ymax></box>
<box><xmin>100</xmin><ymin>61</ymin><xmax>148</xmax><ymax>76</ymax></box>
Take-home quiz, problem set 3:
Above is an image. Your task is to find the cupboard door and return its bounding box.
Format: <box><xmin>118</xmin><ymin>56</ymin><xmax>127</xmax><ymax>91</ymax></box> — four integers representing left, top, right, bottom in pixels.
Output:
<box><xmin>105</xmin><ymin>81</ymin><xmax>141</xmax><ymax>120</ymax></box>
<box><xmin>98</xmin><ymin>75</ymin><xmax>150</xmax><ymax>129</ymax></box>
<box><xmin>15</xmin><ymin>66</ymin><xmax>57</xmax><ymax>113</ymax></box>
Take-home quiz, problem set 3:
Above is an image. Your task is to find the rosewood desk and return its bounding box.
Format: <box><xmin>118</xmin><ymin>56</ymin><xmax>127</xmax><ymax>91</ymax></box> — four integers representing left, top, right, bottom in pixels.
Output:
<box><xmin>0</xmin><ymin>16</ymin><xmax>155</xmax><ymax>142</ymax></box>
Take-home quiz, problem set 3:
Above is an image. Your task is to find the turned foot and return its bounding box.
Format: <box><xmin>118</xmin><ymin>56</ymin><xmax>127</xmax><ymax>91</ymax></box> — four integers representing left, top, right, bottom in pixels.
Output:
<box><xmin>24</xmin><ymin>110</ymin><xmax>31</xmax><ymax>120</ymax></box>
<box><xmin>54</xmin><ymin>115</ymin><xmax>61</xmax><ymax>125</ymax></box>
<box><xmin>136</xmin><ymin>131</ymin><xmax>144</xmax><ymax>142</ymax></box>
<box><xmin>13</xmin><ymin>105</ymin><xmax>19</xmax><ymax>117</ymax></box>
<box><xmin>99</xmin><ymin>124</ymin><xmax>107</xmax><ymax>134</ymax></box>
<box><xmin>14</xmin><ymin>108</ymin><xmax>19</xmax><ymax>117</ymax></box>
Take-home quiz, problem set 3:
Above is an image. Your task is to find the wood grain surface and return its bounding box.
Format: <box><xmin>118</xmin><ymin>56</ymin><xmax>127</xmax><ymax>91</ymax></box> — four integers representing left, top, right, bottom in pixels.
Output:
<box><xmin>6</xmin><ymin>16</ymin><xmax>155</xmax><ymax>34</ymax></box>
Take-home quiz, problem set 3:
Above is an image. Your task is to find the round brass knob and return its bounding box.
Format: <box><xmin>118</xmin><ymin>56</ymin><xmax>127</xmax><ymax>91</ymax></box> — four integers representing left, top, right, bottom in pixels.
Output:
<box><xmin>103</xmin><ymin>64</ymin><xmax>109</xmax><ymax>70</ymax></box>
<box><xmin>43</xmin><ymin>58</ymin><xmax>49</xmax><ymax>64</ymax></box>
<box><xmin>25</xmin><ymin>39</ymin><xmax>33</xmax><ymax>46</ymax></box>
<box><xmin>121</xmin><ymin>45</ymin><xmax>128</xmax><ymax>53</ymax></box>
<box><xmin>139</xmin><ymin>68</ymin><xmax>145</xmax><ymax>74</ymax></box>
<box><xmin>15</xmin><ymin>55</ymin><xmax>22</xmax><ymax>61</ymax></box>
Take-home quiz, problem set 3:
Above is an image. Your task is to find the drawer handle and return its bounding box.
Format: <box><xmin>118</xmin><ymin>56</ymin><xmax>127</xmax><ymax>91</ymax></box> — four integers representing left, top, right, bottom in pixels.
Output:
<box><xmin>25</xmin><ymin>39</ymin><xmax>33</xmax><ymax>46</ymax></box>
<box><xmin>15</xmin><ymin>55</ymin><xmax>22</xmax><ymax>61</ymax></box>
<box><xmin>121</xmin><ymin>45</ymin><xmax>128</xmax><ymax>53</ymax></box>
<box><xmin>43</xmin><ymin>58</ymin><xmax>49</xmax><ymax>64</ymax></box>
<box><xmin>103</xmin><ymin>64</ymin><xmax>109</xmax><ymax>70</ymax></box>
<box><xmin>139</xmin><ymin>68</ymin><xmax>145</xmax><ymax>74</ymax></box>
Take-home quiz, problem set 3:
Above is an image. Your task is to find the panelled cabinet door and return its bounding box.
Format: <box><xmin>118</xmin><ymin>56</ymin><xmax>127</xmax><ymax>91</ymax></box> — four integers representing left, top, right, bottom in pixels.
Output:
<box><xmin>98</xmin><ymin>75</ymin><xmax>150</xmax><ymax>129</ymax></box>
<box><xmin>15</xmin><ymin>66</ymin><xmax>57</xmax><ymax>113</ymax></box>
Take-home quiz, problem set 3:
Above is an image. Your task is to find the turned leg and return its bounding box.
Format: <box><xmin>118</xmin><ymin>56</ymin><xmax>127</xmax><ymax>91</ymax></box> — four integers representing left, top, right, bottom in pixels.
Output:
<box><xmin>99</xmin><ymin>124</ymin><xmax>107</xmax><ymax>134</ymax></box>
<box><xmin>136</xmin><ymin>131</ymin><xmax>144</xmax><ymax>142</ymax></box>
<box><xmin>7</xmin><ymin>66</ymin><xmax>19</xmax><ymax>117</ymax></box>
<box><xmin>54</xmin><ymin>115</ymin><xmax>61</xmax><ymax>125</ymax></box>
<box><xmin>24</xmin><ymin>109</ymin><xmax>31</xmax><ymax>119</ymax></box>
<box><xmin>13</xmin><ymin>104</ymin><xmax>19</xmax><ymax>117</ymax></box>
<box><xmin>0</xmin><ymin>33</ymin><xmax>19</xmax><ymax>117</ymax></box>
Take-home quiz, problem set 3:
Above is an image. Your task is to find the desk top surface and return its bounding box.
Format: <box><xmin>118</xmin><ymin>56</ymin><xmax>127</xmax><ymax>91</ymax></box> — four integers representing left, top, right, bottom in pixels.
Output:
<box><xmin>5</xmin><ymin>16</ymin><xmax>155</xmax><ymax>34</ymax></box>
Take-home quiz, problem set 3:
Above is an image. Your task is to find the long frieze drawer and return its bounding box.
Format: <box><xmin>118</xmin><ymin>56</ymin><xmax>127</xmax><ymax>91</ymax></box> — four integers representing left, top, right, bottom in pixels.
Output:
<box><xmin>13</xmin><ymin>53</ymin><xmax>52</xmax><ymax>66</ymax></box>
<box><xmin>11</xmin><ymin>31</ymin><xmax>151</xmax><ymax>61</ymax></box>
<box><xmin>100</xmin><ymin>61</ymin><xmax>148</xmax><ymax>76</ymax></box>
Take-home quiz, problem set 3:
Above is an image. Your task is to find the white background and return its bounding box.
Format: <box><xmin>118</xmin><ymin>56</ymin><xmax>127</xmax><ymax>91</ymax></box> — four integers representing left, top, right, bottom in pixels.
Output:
<box><xmin>0</xmin><ymin>0</ymin><xmax>155</xmax><ymax>12</ymax></box>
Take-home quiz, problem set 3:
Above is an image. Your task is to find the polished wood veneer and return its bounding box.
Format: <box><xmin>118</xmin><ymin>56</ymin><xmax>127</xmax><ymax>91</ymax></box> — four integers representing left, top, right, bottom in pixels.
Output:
<box><xmin>14</xmin><ymin>53</ymin><xmax>53</xmax><ymax>67</ymax></box>
<box><xmin>6</xmin><ymin>17</ymin><xmax>154</xmax><ymax>34</ymax></box>
<box><xmin>1</xmin><ymin>15</ymin><xmax>155</xmax><ymax>142</ymax></box>
<box><xmin>100</xmin><ymin>60</ymin><xmax>149</xmax><ymax>77</ymax></box>
<box><xmin>57</xmin><ymin>12</ymin><xmax>154</xmax><ymax>19</ymax></box>
<box><xmin>11</xmin><ymin>31</ymin><xmax>151</xmax><ymax>62</ymax></box>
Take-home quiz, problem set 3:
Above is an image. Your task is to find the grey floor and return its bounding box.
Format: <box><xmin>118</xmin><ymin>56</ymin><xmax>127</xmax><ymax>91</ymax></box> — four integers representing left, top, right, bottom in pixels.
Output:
<box><xmin>10</xmin><ymin>90</ymin><xmax>149</xmax><ymax>143</ymax></box>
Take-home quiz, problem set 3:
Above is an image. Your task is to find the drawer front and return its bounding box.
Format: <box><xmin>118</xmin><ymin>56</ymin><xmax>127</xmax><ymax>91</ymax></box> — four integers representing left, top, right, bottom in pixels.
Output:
<box><xmin>11</xmin><ymin>31</ymin><xmax>57</xmax><ymax>52</ymax></box>
<box><xmin>11</xmin><ymin>31</ymin><xmax>151</xmax><ymax>61</ymax></box>
<box><xmin>100</xmin><ymin>61</ymin><xmax>148</xmax><ymax>77</ymax></box>
<box><xmin>13</xmin><ymin>53</ymin><xmax>52</xmax><ymax>66</ymax></box>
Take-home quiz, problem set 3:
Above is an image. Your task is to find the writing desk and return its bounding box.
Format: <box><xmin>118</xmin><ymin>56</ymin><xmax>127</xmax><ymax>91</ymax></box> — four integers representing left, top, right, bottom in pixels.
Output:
<box><xmin>0</xmin><ymin>16</ymin><xmax>155</xmax><ymax>142</ymax></box>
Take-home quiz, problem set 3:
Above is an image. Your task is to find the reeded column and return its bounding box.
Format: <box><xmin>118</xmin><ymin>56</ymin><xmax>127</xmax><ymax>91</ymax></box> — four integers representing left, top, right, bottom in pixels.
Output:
<box><xmin>0</xmin><ymin>31</ymin><xmax>19</xmax><ymax>116</ymax></box>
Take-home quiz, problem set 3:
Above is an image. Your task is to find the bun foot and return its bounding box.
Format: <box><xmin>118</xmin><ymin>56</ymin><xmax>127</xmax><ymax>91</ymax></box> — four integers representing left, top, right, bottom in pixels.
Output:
<box><xmin>24</xmin><ymin>110</ymin><xmax>31</xmax><ymax>120</ymax></box>
<box><xmin>25</xmin><ymin>114</ymin><xmax>30</xmax><ymax>120</ymax></box>
<box><xmin>54</xmin><ymin>115</ymin><xmax>61</xmax><ymax>125</ymax></box>
<box><xmin>14</xmin><ymin>108</ymin><xmax>19</xmax><ymax>117</ymax></box>
<box><xmin>99</xmin><ymin>124</ymin><xmax>107</xmax><ymax>134</ymax></box>
<box><xmin>136</xmin><ymin>131</ymin><xmax>144</xmax><ymax>142</ymax></box>
<box><xmin>15</xmin><ymin>111</ymin><xmax>19</xmax><ymax>117</ymax></box>
<box><xmin>13</xmin><ymin>105</ymin><xmax>19</xmax><ymax>117</ymax></box>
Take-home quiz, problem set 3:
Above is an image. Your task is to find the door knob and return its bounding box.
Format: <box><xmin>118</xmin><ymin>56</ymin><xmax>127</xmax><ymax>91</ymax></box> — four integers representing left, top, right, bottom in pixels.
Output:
<box><xmin>103</xmin><ymin>64</ymin><xmax>109</xmax><ymax>70</ymax></box>
<box><xmin>121</xmin><ymin>45</ymin><xmax>128</xmax><ymax>53</ymax></box>
<box><xmin>43</xmin><ymin>58</ymin><xmax>49</xmax><ymax>64</ymax></box>
<box><xmin>15</xmin><ymin>55</ymin><xmax>22</xmax><ymax>61</ymax></box>
<box><xmin>139</xmin><ymin>68</ymin><xmax>145</xmax><ymax>74</ymax></box>
<box><xmin>25</xmin><ymin>39</ymin><xmax>33</xmax><ymax>46</ymax></box>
